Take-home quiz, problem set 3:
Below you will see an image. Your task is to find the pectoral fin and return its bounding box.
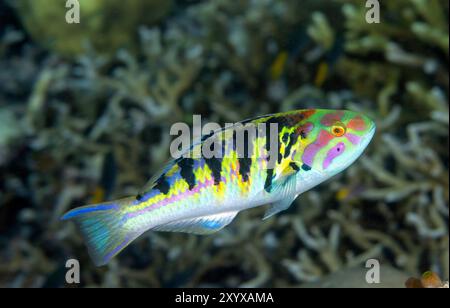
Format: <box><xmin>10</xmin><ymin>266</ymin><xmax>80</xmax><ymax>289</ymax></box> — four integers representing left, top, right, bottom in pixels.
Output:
<box><xmin>263</xmin><ymin>163</ymin><xmax>299</xmax><ymax>220</ymax></box>
<box><xmin>263</xmin><ymin>194</ymin><xmax>299</xmax><ymax>220</ymax></box>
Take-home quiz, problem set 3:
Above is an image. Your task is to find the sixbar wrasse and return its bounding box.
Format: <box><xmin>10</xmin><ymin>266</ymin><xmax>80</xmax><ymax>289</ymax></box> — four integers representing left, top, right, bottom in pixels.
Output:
<box><xmin>61</xmin><ymin>109</ymin><xmax>376</xmax><ymax>266</ymax></box>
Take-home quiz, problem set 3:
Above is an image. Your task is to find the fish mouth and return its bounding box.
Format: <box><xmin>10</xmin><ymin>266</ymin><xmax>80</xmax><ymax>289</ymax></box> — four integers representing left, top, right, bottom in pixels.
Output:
<box><xmin>361</xmin><ymin>125</ymin><xmax>376</xmax><ymax>148</ymax></box>
<box><xmin>351</xmin><ymin>124</ymin><xmax>376</xmax><ymax>162</ymax></box>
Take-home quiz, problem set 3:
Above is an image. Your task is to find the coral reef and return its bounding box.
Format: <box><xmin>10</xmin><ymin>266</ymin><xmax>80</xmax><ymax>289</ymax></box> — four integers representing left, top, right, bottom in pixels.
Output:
<box><xmin>12</xmin><ymin>0</ymin><xmax>173</xmax><ymax>57</ymax></box>
<box><xmin>0</xmin><ymin>0</ymin><xmax>448</xmax><ymax>287</ymax></box>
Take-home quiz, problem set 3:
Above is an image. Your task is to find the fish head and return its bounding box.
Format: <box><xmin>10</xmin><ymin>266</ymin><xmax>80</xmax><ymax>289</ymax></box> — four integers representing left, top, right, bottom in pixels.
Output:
<box><xmin>292</xmin><ymin>109</ymin><xmax>376</xmax><ymax>178</ymax></box>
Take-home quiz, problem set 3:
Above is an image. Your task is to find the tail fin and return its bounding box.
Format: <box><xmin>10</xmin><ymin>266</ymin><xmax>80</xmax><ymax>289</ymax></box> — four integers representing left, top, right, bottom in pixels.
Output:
<box><xmin>61</xmin><ymin>197</ymin><xmax>141</xmax><ymax>266</ymax></box>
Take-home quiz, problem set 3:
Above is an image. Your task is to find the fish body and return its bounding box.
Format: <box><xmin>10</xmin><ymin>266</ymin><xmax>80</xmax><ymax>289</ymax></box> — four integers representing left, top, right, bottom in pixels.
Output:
<box><xmin>62</xmin><ymin>109</ymin><xmax>376</xmax><ymax>266</ymax></box>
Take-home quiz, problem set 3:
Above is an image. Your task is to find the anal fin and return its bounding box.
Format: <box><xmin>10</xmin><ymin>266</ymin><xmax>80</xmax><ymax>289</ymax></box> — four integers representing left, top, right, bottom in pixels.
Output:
<box><xmin>153</xmin><ymin>211</ymin><xmax>239</xmax><ymax>235</ymax></box>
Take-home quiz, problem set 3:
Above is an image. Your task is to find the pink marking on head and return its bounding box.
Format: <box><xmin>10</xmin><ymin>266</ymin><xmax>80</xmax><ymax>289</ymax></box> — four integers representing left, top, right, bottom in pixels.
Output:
<box><xmin>347</xmin><ymin>116</ymin><xmax>366</xmax><ymax>131</ymax></box>
<box><xmin>317</xmin><ymin>129</ymin><xmax>334</xmax><ymax>144</ymax></box>
<box><xmin>321</xmin><ymin>111</ymin><xmax>344</xmax><ymax>126</ymax></box>
<box><xmin>345</xmin><ymin>133</ymin><xmax>362</xmax><ymax>145</ymax></box>
<box><xmin>323</xmin><ymin>142</ymin><xmax>345</xmax><ymax>169</ymax></box>
<box><xmin>302</xmin><ymin>130</ymin><xmax>334</xmax><ymax>166</ymax></box>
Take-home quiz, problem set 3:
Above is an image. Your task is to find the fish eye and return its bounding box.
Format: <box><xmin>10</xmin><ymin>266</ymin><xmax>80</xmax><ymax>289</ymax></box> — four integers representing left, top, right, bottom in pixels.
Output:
<box><xmin>331</xmin><ymin>123</ymin><xmax>346</xmax><ymax>137</ymax></box>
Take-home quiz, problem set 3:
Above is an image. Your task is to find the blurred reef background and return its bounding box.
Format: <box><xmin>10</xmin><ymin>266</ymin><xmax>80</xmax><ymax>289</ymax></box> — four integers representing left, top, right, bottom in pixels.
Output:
<box><xmin>0</xmin><ymin>0</ymin><xmax>448</xmax><ymax>287</ymax></box>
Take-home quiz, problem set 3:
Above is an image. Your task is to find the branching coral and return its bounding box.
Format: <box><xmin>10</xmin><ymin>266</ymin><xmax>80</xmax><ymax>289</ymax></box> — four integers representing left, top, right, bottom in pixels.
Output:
<box><xmin>0</xmin><ymin>0</ymin><xmax>448</xmax><ymax>287</ymax></box>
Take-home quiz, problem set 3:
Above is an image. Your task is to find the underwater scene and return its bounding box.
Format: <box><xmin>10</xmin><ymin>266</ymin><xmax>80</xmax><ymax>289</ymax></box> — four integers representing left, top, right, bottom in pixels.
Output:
<box><xmin>0</xmin><ymin>0</ymin><xmax>448</xmax><ymax>288</ymax></box>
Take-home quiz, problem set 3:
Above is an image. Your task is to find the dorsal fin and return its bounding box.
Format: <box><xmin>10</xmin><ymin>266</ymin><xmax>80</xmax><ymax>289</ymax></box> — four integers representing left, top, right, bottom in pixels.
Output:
<box><xmin>138</xmin><ymin>114</ymin><xmax>276</xmax><ymax>196</ymax></box>
<box><xmin>138</xmin><ymin>159</ymin><xmax>178</xmax><ymax>195</ymax></box>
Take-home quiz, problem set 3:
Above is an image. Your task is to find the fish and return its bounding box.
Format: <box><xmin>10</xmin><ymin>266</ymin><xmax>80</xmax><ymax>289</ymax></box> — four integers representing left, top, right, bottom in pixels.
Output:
<box><xmin>61</xmin><ymin>109</ymin><xmax>376</xmax><ymax>266</ymax></box>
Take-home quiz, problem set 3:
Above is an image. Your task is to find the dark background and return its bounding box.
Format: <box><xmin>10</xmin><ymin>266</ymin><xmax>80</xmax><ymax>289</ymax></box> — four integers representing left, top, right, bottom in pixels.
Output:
<box><xmin>0</xmin><ymin>0</ymin><xmax>448</xmax><ymax>287</ymax></box>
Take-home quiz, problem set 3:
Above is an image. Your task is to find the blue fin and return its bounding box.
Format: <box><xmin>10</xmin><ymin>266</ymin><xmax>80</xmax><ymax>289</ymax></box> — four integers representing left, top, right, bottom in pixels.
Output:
<box><xmin>61</xmin><ymin>197</ymin><xmax>141</xmax><ymax>266</ymax></box>
<box><xmin>152</xmin><ymin>211</ymin><xmax>239</xmax><ymax>234</ymax></box>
